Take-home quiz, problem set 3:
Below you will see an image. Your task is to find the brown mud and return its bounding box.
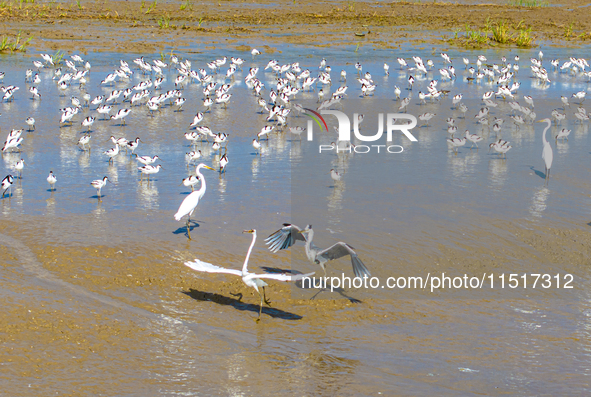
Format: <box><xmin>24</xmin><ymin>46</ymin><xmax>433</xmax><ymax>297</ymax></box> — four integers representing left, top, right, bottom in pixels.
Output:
<box><xmin>1</xmin><ymin>213</ymin><xmax>591</xmax><ymax>393</ymax></box>
<box><xmin>0</xmin><ymin>0</ymin><xmax>590</xmax><ymax>54</ymax></box>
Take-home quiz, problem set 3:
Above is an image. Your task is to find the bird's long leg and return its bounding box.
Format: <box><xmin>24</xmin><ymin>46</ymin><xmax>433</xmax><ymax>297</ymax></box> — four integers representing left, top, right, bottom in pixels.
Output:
<box><xmin>186</xmin><ymin>217</ymin><xmax>191</xmax><ymax>240</ymax></box>
<box><xmin>256</xmin><ymin>291</ymin><xmax>263</xmax><ymax>322</ymax></box>
<box><xmin>263</xmin><ymin>287</ymin><xmax>272</xmax><ymax>306</ymax></box>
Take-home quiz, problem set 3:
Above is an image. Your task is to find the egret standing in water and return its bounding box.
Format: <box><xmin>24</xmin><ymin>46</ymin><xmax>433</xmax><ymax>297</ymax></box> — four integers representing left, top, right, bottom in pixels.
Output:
<box><xmin>538</xmin><ymin>118</ymin><xmax>554</xmax><ymax>185</ymax></box>
<box><xmin>184</xmin><ymin>229</ymin><xmax>315</xmax><ymax>322</ymax></box>
<box><xmin>174</xmin><ymin>163</ymin><xmax>215</xmax><ymax>239</ymax></box>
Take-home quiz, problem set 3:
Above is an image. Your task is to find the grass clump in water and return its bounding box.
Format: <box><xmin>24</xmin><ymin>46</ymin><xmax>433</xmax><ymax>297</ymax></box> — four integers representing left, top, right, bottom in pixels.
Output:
<box><xmin>157</xmin><ymin>15</ymin><xmax>174</xmax><ymax>29</ymax></box>
<box><xmin>180</xmin><ymin>0</ymin><xmax>192</xmax><ymax>11</ymax></box>
<box><xmin>449</xmin><ymin>19</ymin><xmax>536</xmax><ymax>48</ymax></box>
<box><xmin>0</xmin><ymin>31</ymin><xmax>33</xmax><ymax>52</ymax></box>
<box><xmin>507</xmin><ymin>0</ymin><xmax>549</xmax><ymax>6</ymax></box>
<box><xmin>491</xmin><ymin>20</ymin><xmax>513</xmax><ymax>44</ymax></box>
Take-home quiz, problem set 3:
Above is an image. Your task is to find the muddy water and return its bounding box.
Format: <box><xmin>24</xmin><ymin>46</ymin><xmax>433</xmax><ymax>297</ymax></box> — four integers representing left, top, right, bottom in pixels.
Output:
<box><xmin>0</xmin><ymin>47</ymin><xmax>590</xmax><ymax>395</ymax></box>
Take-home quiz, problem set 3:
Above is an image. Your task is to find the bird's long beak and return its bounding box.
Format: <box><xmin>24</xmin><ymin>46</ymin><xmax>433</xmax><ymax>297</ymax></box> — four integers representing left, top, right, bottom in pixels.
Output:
<box><xmin>203</xmin><ymin>165</ymin><xmax>215</xmax><ymax>171</ymax></box>
<box><xmin>242</xmin><ymin>229</ymin><xmax>254</xmax><ymax>234</ymax></box>
<box><xmin>536</xmin><ymin>120</ymin><xmax>543</xmax><ymax>123</ymax></box>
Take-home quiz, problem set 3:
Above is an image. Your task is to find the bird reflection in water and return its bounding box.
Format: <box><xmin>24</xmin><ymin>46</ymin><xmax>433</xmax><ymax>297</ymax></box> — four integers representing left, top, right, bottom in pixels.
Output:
<box><xmin>137</xmin><ymin>180</ymin><xmax>159</xmax><ymax>210</ymax></box>
<box><xmin>529</xmin><ymin>186</ymin><xmax>550</xmax><ymax>218</ymax></box>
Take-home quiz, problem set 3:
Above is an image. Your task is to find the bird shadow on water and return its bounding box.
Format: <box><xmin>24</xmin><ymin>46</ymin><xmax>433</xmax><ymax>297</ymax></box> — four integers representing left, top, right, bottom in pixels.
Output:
<box><xmin>530</xmin><ymin>166</ymin><xmax>546</xmax><ymax>180</ymax></box>
<box><xmin>261</xmin><ymin>266</ymin><xmax>362</xmax><ymax>304</ymax></box>
<box><xmin>172</xmin><ymin>220</ymin><xmax>200</xmax><ymax>235</ymax></box>
<box><xmin>182</xmin><ymin>288</ymin><xmax>303</xmax><ymax>320</ymax></box>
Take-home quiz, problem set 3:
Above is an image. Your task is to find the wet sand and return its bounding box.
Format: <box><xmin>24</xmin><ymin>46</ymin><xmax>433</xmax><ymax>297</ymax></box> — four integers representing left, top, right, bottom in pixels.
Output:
<box><xmin>2</xmin><ymin>212</ymin><xmax>591</xmax><ymax>394</ymax></box>
<box><xmin>1</xmin><ymin>0</ymin><xmax>591</xmax><ymax>54</ymax></box>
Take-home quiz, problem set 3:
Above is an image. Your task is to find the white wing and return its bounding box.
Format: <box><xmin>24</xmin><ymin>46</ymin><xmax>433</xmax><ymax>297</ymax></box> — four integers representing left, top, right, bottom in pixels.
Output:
<box><xmin>184</xmin><ymin>259</ymin><xmax>242</xmax><ymax>277</ymax></box>
<box><xmin>246</xmin><ymin>271</ymin><xmax>315</xmax><ymax>282</ymax></box>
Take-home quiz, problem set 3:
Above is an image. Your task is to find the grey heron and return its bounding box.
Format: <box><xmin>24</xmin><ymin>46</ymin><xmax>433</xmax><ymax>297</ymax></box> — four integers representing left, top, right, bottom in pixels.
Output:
<box><xmin>265</xmin><ymin>224</ymin><xmax>371</xmax><ymax>278</ymax></box>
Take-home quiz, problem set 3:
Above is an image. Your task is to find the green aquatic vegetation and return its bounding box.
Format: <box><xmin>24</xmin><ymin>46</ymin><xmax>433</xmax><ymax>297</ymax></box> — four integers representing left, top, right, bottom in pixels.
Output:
<box><xmin>491</xmin><ymin>20</ymin><xmax>513</xmax><ymax>44</ymax></box>
<box><xmin>515</xmin><ymin>25</ymin><xmax>535</xmax><ymax>47</ymax></box>
<box><xmin>0</xmin><ymin>31</ymin><xmax>33</xmax><ymax>52</ymax></box>
<box><xmin>507</xmin><ymin>0</ymin><xmax>548</xmax><ymax>7</ymax></box>
<box><xmin>52</xmin><ymin>49</ymin><xmax>65</xmax><ymax>65</ymax></box>
<box><xmin>157</xmin><ymin>15</ymin><xmax>174</xmax><ymax>29</ymax></box>
<box><xmin>564</xmin><ymin>22</ymin><xmax>574</xmax><ymax>39</ymax></box>
<box><xmin>144</xmin><ymin>0</ymin><xmax>156</xmax><ymax>14</ymax></box>
<box><xmin>464</xmin><ymin>24</ymin><xmax>489</xmax><ymax>45</ymax></box>
<box><xmin>448</xmin><ymin>19</ymin><xmax>536</xmax><ymax>48</ymax></box>
<box><xmin>180</xmin><ymin>0</ymin><xmax>192</xmax><ymax>11</ymax></box>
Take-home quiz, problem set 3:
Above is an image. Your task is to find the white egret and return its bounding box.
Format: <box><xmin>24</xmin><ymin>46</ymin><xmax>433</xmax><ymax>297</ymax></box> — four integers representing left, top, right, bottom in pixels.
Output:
<box><xmin>266</xmin><ymin>224</ymin><xmax>371</xmax><ymax>278</ymax></box>
<box><xmin>184</xmin><ymin>229</ymin><xmax>315</xmax><ymax>321</ymax></box>
<box><xmin>174</xmin><ymin>163</ymin><xmax>215</xmax><ymax>239</ymax></box>
<box><xmin>538</xmin><ymin>118</ymin><xmax>554</xmax><ymax>184</ymax></box>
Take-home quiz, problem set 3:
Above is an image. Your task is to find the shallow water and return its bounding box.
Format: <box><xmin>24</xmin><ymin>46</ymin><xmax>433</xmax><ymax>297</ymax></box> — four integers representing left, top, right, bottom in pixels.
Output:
<box><xmin>1</xmin><ymin>46</ymin><xmax>591</xmax><ymax>394</ymax></box>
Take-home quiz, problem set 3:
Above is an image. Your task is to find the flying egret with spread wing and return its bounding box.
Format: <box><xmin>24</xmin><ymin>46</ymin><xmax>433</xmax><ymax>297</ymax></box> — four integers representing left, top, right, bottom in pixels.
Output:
<box><xmin>185</xmin><ymin>229</ymin><xmax>315</xmax><ymax>321</ymax></box>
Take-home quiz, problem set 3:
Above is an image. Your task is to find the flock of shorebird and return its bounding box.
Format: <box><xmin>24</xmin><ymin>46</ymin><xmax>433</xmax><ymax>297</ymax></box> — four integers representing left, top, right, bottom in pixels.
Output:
<box><xmin>0</xmin><ymin>47</ymin><xmax>584</xmax><ymax>319</ymax></box>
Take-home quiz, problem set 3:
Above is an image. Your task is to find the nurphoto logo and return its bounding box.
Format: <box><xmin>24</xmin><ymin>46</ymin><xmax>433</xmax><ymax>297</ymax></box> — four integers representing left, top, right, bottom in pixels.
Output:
<box><xmin>304</xmin><ymin>109</ymin><xmax>418</xmax><ymax>154</ymax></box>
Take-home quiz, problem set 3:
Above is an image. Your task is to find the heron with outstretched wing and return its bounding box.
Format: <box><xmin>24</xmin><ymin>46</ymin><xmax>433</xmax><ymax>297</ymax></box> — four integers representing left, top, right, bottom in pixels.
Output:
<box><xmin>265</xmin><ymin>224</ymin><xmax>371</xmax><ymax>278</ymax></box>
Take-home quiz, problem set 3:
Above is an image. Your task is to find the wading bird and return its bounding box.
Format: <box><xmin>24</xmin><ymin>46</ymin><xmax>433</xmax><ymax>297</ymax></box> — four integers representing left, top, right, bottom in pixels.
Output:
<box><xmin>184</xmin><ymin>229</ymin><xmax>314</xmax><ymax>322</ymax></box>
<box><xmin>174</xmin><ymin>163</ymin><xmax>215</xmax><ymax>239</ymax></box>
<box><xmin>265</xmin><ymin>224</ymin><xmax>371</xmax><ymax>278</ymax></box>
<box><xmin>47</xmin><ymin>171</ymin><xmax>57</xmax><ymax>191</ymax></box>
<box><xmin>91</xmin><ymin>176</ymin><xmax>110</xmax><ymax>198</ymax></box>
<box><xmin>538</xmin><ymin>118</ymin><xmax>554</xmax><ymax>185</ymax></box>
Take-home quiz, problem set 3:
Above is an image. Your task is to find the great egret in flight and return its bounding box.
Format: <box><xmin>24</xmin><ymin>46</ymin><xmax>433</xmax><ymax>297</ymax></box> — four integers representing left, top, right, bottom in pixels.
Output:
<box><xmin>537</xmin><ymin>118</ymin><xmax>554</xmax><ymax>185</ymax></box>
<box><xmin>184</xmin><ymin>229</ymin><xmax>314</xmax><ymax>321</ymax></box>
<box><xmin>265</xmin><ymin>224</ymin><xmax>371</xmax><ymax>278</ymax></box>
<box><xmin>174</xmin><ymin>163</ymin><xmax>215</xmax><ymax>239</ymax></box>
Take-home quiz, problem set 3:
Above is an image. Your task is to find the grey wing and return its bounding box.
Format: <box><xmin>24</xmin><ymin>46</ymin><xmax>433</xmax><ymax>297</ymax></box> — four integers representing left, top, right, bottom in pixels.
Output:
<box><xmin>265</xmin><ymin>224</ymin><xmax>306</xmax><ymax>253</ymax></box>
<box><xmin>317</xmin><ymin>242</ymin><xmax>371</xmax><ymax>278</ymax></box>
